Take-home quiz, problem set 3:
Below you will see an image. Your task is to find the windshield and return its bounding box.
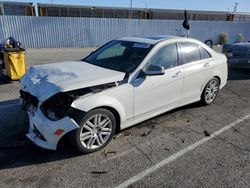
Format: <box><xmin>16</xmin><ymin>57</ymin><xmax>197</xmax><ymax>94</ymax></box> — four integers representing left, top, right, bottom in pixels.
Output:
<box><xmin>84</xmin><ymin>40</ymin><xmax>153</xmax><ymax>73</ymax></box>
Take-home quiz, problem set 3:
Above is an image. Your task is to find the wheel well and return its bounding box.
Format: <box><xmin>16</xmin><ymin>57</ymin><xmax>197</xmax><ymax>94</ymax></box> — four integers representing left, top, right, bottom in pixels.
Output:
<box><xmin>214</xmin><ymin>76</ymin><xmax>221</xmax><ymax>85</ymax></box>
<box><xmin>201</xmin><ymin>75</ymin><xmax>222</xmax><ymax>94</ymax></box>
<box><xmin>94</xmin><ymin>106</ymin><xmax>121</xmax><ymax>133</ymax></box>
<box><xmin>59</xmin><ymin>106</ymin><xmax>121</xmax><ymax>149</ymax></box>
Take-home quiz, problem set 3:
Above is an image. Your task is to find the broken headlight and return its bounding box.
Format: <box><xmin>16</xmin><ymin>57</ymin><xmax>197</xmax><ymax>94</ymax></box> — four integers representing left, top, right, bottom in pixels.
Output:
<box><xmin>41</xmin><ymin>93</ymin><xmax>75</xmax><ymax>121</ymax></box>
<box><xmin>40</xmin><ymin>83</ymin><xmax>117</xmax><ymax>121</ymax></box>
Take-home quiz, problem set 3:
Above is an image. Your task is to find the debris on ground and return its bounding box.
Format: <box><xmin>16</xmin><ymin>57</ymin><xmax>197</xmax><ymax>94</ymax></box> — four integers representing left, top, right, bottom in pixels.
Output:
<box><xmin>141</xmin><ymin>130</ymin><xmax>152</xmax><ymax>137</ymax></box>
<box><xmin>181</xmin><ymin>138</ymin><xmax>185</xmax><ymax>143</ymax></box>
<box><xmin>113</xmin><ymin>133</ymin><xmax>122</xmax><ymax>139</ymax></box>
<box><xmin>232</xmin><ymin>127</ymin><xmax>239</xmax><ymax>132</ymax></box>
<box><xmin>151</xmin><ymin>119</ymin><xmax>161</xmax><ymax>127</ymax></box>
<box><xmin>204</xmin><ymin>130</ymin><xmax>211</xmax><ymax>137</ymax></box>
<box><xmin>123</xmin><ymin>132</ymin><xmax>131</xmax><ymax>137</ymax></box>
<box><xmin>102</xmin><ymin>150</ymin><xmax>117</xmax><ymax>157</ymax></box>
<box><xmin>91</xmin><ymin>171</ymin><xmax>107</xmax><ymax>174</ymax></box>
<box><xmin>169</xmin><ymin>133</ymin><xmax>175</xmax><ymax>137</ymax></box>
<box><xmin>102</xmin><ymin>150</ymin><xmax>108</xmax><ymax>157</ymax></box>
<box><xmin>164</xmin><ymin>148</ymin><xmax>170</xmax><ymax>151</ymax></box>
<box><xmin>216</xmin><ymin>162</ymin><xmax>223</xmax><ymax>167</ymax></box>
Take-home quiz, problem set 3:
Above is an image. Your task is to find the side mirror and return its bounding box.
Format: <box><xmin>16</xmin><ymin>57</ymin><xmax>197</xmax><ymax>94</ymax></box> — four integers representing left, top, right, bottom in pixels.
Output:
<box><xmin>145</xmin><ymin>64</ymin><xmax>165</xmax><ymax>76</ymax></box>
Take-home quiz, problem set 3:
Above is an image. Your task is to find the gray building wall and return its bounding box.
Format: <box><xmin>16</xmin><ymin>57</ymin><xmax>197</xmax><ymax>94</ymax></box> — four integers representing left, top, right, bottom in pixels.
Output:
<box><xmin>0</xmin><ymin>16</ymin><xmax>249</xmax><ymax>48</ymax></box>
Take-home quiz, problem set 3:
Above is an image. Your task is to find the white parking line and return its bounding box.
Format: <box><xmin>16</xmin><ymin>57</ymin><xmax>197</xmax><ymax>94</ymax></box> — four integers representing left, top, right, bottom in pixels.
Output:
<box><xmin>0</xmin><ymin>103</ymin><xmax>20</xmax><ymax>109</ymax></box>
<box><xmin>115</xmin><ymin>113</ymin><xmax>250</xmax><ymax>188</ymax></box>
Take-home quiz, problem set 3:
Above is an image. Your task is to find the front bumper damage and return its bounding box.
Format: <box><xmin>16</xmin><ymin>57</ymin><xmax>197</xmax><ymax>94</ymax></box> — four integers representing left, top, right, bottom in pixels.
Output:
<box><xmin>21</xmin><ymin>81</ymin><xmax>114</xmax><ymax>150</ymax></box>
<box><xmin>26</xmin><ymin>107</ymin><xmax>79</xmax><ymax>150</ymax></box>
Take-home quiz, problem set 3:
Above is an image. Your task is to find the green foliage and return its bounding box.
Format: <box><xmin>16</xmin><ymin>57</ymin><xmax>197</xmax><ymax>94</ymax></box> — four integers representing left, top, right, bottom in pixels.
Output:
<box><xmin>218</xmin><ymin>33</ymin><xmax>228</xmax><ymax>44</ymax></box>
<box><xmin>234</xmin><ymin>33</ymin><xmax>244</xmax><ymax>43</ymax></box>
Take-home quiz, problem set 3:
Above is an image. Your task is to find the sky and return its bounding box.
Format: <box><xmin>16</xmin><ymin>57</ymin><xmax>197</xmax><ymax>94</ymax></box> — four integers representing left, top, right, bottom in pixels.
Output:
<box><xmin>3</xmin><ymin>0</ymin><xmax>250</xmax><ymax>12</ymax></box>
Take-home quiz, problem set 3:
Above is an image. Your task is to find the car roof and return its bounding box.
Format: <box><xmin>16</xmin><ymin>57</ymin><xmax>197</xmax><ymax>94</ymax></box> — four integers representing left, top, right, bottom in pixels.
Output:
<box><xmin>118</xmin><ymin>35</ymin><xmax>179</xmax><ymax>45</ymax></box>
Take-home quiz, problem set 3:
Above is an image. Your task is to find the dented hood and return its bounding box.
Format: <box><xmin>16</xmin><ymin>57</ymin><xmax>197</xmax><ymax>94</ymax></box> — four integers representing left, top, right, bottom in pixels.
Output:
<box><xmin>20</xmin><ymin>61</ymin><xmax>125</xmax><ymax>101</ymax></box>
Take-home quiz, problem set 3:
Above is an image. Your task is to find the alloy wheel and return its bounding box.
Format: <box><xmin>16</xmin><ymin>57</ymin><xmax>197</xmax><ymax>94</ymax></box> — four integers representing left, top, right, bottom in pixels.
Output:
<box><xmin>79</xmin><ymin>114</ymin><xmax>112</xmax><ymax>150</ymax></box>
<box><xmin>205</xmin><ymin>79</ymin><xmax>219</xmax><ymax>103</ymax></box>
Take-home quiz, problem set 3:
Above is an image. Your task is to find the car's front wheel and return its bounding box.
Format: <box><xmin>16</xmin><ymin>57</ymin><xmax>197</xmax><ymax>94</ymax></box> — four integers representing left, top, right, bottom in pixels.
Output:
<box><xmin>70</xmin><ymin>108</ymin><xmax>116</xmax><ymax>154</ymax></box>
<box><xmin>201</xmin><ymin>77</ymin><xmax>220</xmax><ymax>105</ymax></box>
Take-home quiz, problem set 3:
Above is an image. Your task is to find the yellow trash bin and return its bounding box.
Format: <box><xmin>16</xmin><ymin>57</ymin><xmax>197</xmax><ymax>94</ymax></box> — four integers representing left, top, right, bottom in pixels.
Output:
<box><xmin>4</xmin><ymin>49</ymin><xmax>26</xmax><ymax>80</ymax></box>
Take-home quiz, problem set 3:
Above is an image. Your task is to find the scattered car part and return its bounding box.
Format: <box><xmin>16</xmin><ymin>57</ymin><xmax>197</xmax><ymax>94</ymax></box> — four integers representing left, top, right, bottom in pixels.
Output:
<box><xmin>141</xmin><ymin>131</ymin><xmax>152</xmax><ymax>137</ymax></box>
<box><xmin>91</xmin><ymin>171</ymin><xmax>107</xmax><ymax>174</ymax></box>
<box><xmin>204</xmin><ymin>130</ymin><xmax>211</xmax><ymax>137</ymax></box>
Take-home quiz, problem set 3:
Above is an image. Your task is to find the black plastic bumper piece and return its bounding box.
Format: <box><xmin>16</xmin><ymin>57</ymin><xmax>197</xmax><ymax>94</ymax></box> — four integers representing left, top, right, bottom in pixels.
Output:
<box><xmin>67</xmin><ymin>107</ymin><xmax>86</xmax><ymax>125</ymax></box>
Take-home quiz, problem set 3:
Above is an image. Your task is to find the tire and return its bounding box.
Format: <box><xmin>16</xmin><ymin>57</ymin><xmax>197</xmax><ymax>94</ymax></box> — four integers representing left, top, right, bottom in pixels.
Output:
<box><xmin>69</xmin><ymin>108</ymin><xmax>116</xmax><ymax>154</ymax></box>
<box><xmin>200</xmin><ymin>77</ymin><xmax>220</xmax><ymax>105</ymax></box>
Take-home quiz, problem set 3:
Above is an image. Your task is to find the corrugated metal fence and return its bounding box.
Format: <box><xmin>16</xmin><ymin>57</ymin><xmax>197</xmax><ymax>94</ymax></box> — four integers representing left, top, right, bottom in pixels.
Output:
<box><xmin>0</xmin><ymin>16</ymin><xmax>250</xmax><ymax>48</ymax></box>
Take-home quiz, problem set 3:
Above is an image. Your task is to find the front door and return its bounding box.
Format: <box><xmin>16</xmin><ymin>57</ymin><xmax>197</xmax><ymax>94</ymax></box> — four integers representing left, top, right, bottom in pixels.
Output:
<box><xmin>133</xmin><ymin>43</ymin><xmax>184</xmax><ymax>117</ymax></box>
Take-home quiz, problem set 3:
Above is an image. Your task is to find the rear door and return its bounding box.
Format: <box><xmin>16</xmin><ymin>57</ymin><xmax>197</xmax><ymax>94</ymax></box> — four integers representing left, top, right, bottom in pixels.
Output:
<box><xmin>179</xmin><ymin>42</ymin><xmax>213</xmax><ymax>103</ymax></box>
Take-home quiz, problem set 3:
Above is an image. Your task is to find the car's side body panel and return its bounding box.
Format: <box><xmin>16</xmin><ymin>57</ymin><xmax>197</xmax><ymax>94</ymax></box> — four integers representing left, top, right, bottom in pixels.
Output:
<box><xmin>121</xmin><ymin>99</ymin><xmax>180</xmax><ymax>130</ymax></box>
<box><xmin>71</xmin><ymin>84</ymin><xmax>134</xmax><ymax>125</ymax></box>
<box><xmin>211</xmin><ymin>53</ymin><xmax>228</xmax><ymax>89</ymax></box>
<box><xmin>180</xmin><ymin>59</ymin><xmax>213</xmax><ymax>103</ymax></box>
<box><xmin>132</xmin><ymin>66</ymin><xmax>184</xmax><ymax>117</ymax></box>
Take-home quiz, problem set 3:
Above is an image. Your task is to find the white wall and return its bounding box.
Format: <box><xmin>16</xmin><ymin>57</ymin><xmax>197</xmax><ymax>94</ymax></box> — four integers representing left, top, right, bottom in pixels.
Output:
<box><xmin>0</xmin><ymin>16</ymin><xmax>249</xmax><ymax>48</ymax></box>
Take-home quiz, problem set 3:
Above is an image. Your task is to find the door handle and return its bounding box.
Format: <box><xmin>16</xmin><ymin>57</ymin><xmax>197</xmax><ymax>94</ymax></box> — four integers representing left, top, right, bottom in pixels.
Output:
<box><xmin>172</xmin><ymin>71</ymin><xmax>182</xmax><ymax>78</ymax></box>
<box><xmin>203</xmin><ymin>62</ymin><xmax>211</xmax><ymax>67</ymax></box>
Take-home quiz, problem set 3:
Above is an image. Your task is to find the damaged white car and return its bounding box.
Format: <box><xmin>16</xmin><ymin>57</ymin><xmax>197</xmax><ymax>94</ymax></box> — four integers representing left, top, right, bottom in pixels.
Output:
<box><xmin>20</xmin><ymin>36</ymin><xmax>228</xmax><ymax>153</ymax></box>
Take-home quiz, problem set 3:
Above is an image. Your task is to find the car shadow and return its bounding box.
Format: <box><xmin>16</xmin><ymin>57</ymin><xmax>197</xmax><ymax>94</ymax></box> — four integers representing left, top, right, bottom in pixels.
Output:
<box><xmin>0</xmin><ymin>138</ymin><xmax>82</xmax><ymax>170</ymax></box>
<box><xmin>0</xmin><ymin>74</ymin><xmax>12</xmax><ymax>85</ymax></box>
<box><xmin>0</xmin><ymin>98</ymin><xmax>204</xmax><ymax>170</ymax></box>
<box><xmin>0</xmin><ymin>99</ymin><xmax>82</xmax><ymax>170</ymax></box>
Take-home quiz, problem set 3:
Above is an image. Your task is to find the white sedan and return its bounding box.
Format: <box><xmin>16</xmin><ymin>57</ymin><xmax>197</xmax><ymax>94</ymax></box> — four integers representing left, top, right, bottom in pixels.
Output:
<box><xmin>20</xmin><ymin>36</ymin><xmax>228</xmax><ymax>153</ymax></box>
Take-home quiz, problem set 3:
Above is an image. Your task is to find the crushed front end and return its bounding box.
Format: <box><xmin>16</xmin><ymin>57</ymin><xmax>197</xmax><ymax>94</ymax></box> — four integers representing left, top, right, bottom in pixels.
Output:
<box><xmin>20</xmin><ymin>90</ymin><xmax>81</xmax><ymax>150</ymax></box>
<box><xmin>20</xmin><ymin>82</ymin><xmax>117</xmax><ymax>150</ymax></box>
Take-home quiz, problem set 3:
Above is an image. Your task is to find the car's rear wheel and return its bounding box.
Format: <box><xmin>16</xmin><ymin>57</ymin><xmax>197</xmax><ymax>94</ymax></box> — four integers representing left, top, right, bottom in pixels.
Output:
<box><xmin>201</xmin><ymin>77</ymin><xmax>220</xmax><ymax>105</ymax></box>
<box><xmin>70</xmin><ymin>108</ymin><xmax>116</xmax><ymax>154</ymax></box>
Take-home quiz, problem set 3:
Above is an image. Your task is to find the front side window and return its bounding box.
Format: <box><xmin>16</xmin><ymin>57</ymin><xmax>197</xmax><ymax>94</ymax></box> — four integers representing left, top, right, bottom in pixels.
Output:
<box><xmin>180</xmin><ymin>42</ymin><xmax>200</xmax><ymax>64</ymax></box>
<box><xmin>84</xmin><ymin>40</ymin><xmax>153</xmax><ymax>73</ymax></box>
<box><xmin>147</xmin><ymin>43</ymin><xmax>178</xmax><ymax>70</ymax></box>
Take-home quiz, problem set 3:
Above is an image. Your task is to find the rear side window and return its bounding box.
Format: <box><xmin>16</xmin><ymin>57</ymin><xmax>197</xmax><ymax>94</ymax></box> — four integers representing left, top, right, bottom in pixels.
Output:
<box><xmin>200</xmin><ymin>46</ymin><xmax>211</xmax><ymax>59</ymax></box>
<box><xmin>179</xmin><ymin>42</ymin><xmax>200</xmax><ymax>64</ymax></box>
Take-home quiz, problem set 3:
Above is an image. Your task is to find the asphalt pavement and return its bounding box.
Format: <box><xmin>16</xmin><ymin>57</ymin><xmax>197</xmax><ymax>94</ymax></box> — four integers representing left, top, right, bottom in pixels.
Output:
<box><xmin>0</xmin><ymin>48</ymin><xmax>249</xmax><ymax>188</ymax></box>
